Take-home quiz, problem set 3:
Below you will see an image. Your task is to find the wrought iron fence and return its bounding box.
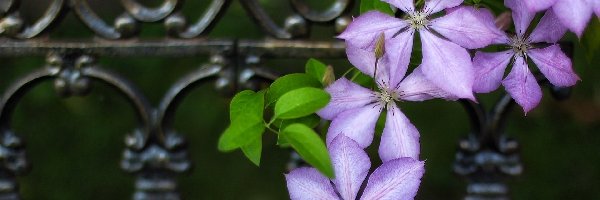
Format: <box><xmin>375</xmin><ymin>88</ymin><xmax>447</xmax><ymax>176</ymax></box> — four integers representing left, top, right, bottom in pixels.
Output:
<box><xmin>0</xmin><ymin>0</ymin><xmax>591</xmax><ymax>199</ymax></box>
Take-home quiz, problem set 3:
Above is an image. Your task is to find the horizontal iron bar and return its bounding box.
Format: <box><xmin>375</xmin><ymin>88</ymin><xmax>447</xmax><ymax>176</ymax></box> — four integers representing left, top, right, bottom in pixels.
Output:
<box><xmin>0</xmin><ymin>39</ymin><xmax>346</xmax><ymax>58</ymax></box>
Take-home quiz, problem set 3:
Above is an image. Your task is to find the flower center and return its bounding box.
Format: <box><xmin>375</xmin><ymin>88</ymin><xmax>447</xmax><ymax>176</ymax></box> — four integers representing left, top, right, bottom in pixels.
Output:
<box><xmin>408</xmin><ymin>11</ymin><xmax>429</xmax><ymax>30</ymax></box>
<box><xmin>510</xmin><ymin>35</ymin><xmax>531</xmax><ymax>57</ymax></box>
<box><xmin>376</xmin><ymin>86</ymin><xmax>399</xmax><ymax>107</ymax></box>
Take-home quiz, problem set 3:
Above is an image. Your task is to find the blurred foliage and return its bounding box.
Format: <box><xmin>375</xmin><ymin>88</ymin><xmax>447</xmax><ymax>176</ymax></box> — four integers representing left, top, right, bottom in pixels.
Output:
<box><xmin>0</xmin><ymin>0</ymin><xmax>599</xmax><ymax>199</ymax></box>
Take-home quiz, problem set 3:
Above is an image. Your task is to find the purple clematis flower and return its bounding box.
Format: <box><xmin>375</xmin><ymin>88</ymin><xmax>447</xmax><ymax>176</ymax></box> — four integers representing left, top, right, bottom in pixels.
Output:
<box><xmin>338</xmin><ymin>0</ymin><xmax>504</xmax><ymax>100</ymax></box>
<box><xmin>317</xmin><ymin>44</ymin><xmax>456</xmax><ymax>160</ymax></box>
<box><xmin>473</xmin><ymin>0</ymin><xmax>580</xmax><ymax>113</ymax></box>
<box><xmin>522</xmin><ymin>0</ymin><xmax>599</xmax><ymax>37</ymax></box>
<box><xmin>285</xmin><ymin>135</ymin><xmax>424</xmax><ymax>200</ymax></box>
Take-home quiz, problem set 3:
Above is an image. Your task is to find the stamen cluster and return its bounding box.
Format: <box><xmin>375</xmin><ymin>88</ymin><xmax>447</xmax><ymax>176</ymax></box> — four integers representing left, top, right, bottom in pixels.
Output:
<box><xmin>510</xmin><ymin>35</ymin><xmax>531</xmax><ymax>58</ymax></box>
<box><xmin>375</xmin><ymin>85</ymin><xmax>399</xmax><ymax>107</ymax></box>
<box><xmin>408</xmin><ymin>11</ymin><xmax>429</xmax><ymax>30</ymax></box>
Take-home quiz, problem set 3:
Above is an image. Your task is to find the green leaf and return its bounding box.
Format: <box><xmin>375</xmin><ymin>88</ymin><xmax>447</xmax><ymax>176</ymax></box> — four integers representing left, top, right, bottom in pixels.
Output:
<box><xmin>218</xmin><ymin>115</ymin><xmax>265</xmax><ymax>151</ymax></box>
<box><xmin>275</xmin><ymin>114</ymin><xmax>321</xmax><ymax>147</ymax></box>
<box><xmin>273</xmin><ymin>114</ymin><xmax>321</xmax><ymax>130</ymax></box>
<box><xmin>349</xmin><ymin>70</ymin><xmax>374</xmax><ymax>88</ymax></box>
<box><xmin>277</xmin><ymin>133</ymin><xmax>290</xmax><ymax>147</ymax></box>
<box><xmin>241</xmin><ymin>134</ymin><xmax>262</xmax><ymax>166</ymax></box>
<box><xmin>230</xmin><ymin>90</ymin><xmax>265</xmax><ymax>121</ymax></box>
<box><xmin>282</xmin><ymin>124</ymin><xmax>334</xmax><ymax>178</ymax></box>
<box><xmin>360</xmin><ymin>0</ymin><xmax>394</xmax><ymax>15</ymax></box>
<box><xmin>305</xmin><ymin>59</ymin><xmax>335</xmax><ymax>86</ymax></box>
<box><xmin>219</xmin><ymin>90</ymin><xmax>266</xmax><ymax>152</ymax></box>
<box><xmin>266</xmin><ymin>74</ymin><xmax>322</xmax><ymax>106</ymax></box>
<box><xmin>274</xmin><ymin>87</ymin><xmax>331</xmax><ymax>119</ymax></box>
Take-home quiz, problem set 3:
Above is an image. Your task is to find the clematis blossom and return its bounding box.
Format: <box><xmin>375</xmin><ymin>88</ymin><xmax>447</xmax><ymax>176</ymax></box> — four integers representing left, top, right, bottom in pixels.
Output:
<box><xmin>521</xmin><ymin>0</ymin><xmax>598</xmax><ymax>37</ymax></box>
<box><xmin>317</xmin><ymin>43</ymin><xmax>457</xmax><ymax>160</ymax></box>
<box><xmin>338</xmin><ymin>0</ymin><xmax>504</xmax><ymax>100</ymax></box>
<box><xmin>285</xmin><ymin>135</ymin><xmax>424</xmax><ymax>200</ymax></box>
<box><xmin>473</xmin><ymin>0</ymin><xmax>580</xmax><ymax>113</ymax></box>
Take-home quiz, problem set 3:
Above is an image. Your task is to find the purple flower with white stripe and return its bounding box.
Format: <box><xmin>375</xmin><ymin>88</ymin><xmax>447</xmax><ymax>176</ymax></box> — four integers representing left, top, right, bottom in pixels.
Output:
<box><xmin>473</xmin><ymin>0</ymin><xmax>580</xmax><ymax>113</ymax></box>
<box><xmin>338</xmin><ymin>0</ymin><xmax>504</xmax><ymax>100</ymax></box>
<box><xmin>317</xmin><ymin>44</ymin><xmax>456</xmax><ymax>160</ymax></box>
<box><xmin>285</xmin><ymin>135</ymin><xmax>424</xmax><ymax>200</ymax></box>
<box><xmin>521</xmin><ymin>0</ymin><xmax>599</xmax><ymax>37</ymax></box>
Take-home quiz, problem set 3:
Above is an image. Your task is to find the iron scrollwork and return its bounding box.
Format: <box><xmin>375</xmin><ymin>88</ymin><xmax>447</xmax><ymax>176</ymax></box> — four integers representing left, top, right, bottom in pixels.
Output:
<box><xmin>0</xmin><ymin>0</ymin><xmax>575</xmax><ymax>199</ymax></box>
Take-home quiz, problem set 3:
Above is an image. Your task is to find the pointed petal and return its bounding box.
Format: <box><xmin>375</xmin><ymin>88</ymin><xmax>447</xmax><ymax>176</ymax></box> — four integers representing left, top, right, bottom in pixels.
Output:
<box><xmin>430</xmin><ymin>6</ymin><xmax>505</xmax><ymax>49</ymax></box>
<box><xmin>423</xmin><ymin>0</ymin><xmax>463</xmax><ymax>14</ymax></box>
<box><xmin>338</xmin><ymin>11</ymin><xmax>408</xmax><ymax>50</ymax></box>
<box><xmin>552</xmin><ymin>0</ymin><xmax>593</xmax><ymax>37</ymax></box>
<box><xmin>329</xmin><ymin>135</ymin><xmax>371</xmax><ymax>200</ymax></box>
<box><xmin>317</xmin><ymin>78</ymin><xmax>377</xmax><ymax>120</ymax></box>
<box><xmin>473</xmin><ymin>51</ymin><xmax>513</xmax><ymax>93</ymax></box>
<box><xmin>420</xmin><ymin>30</ymin><xmax>475</xmax><ymax>100</ymax></box>
<box><xmin>502</xmin><ymin>56</ymin><xmax>542</xmax><ymax>113</ymax></box>
<box><xmin>529</xmin><ymin>9</ymin><xmax>567</xmax><ymax>43</ymax></box>
<box><xmin>505</xmin><ymin>0</ymin><xmax>536</xmax><ymax>36</ymax></box>
<box><xmin>379</xmin><ymin>105</ymin><xmax>420</xmax><ymax>162</ymax></box>
<box><xmin>595</xmin><ymin>0</ymin><xmax>600</xmax><ymax>17</ymax></box>
<box><xmin>396</xmin><ymin>66</ymin><xmax>458</xmax><ymax>101</ymax></box>
<box><xmin>382</xmin><ymin>0</ymin><xmax>415</xmax><ymax>13</ymax></box>
<box><xmin>285</xmin><ymin>167</ymin><xmax>340</xmax><ymax>200</ymax></box>
<box><xmin>386</xmin><ymin>29</ymin><xmax>415</xmax><ymax>87</ymax></box>
<box><xmin>326</xmin><ymin>104</ymin><xmax>382</xmax><ymax>148</ymax></box>
<box><xmin>346</xmin><ymin>43</ymin><xmax>390</xmax><ymax>84</ymax></box>
<box><xmin>359</xmin><ymin>158</ymin><xmax>425</xmax><ymax>200</ymax></box>
<box><xmin>528</xmin><ymin>45</ymin><xmax>580</xmax><ymax>87</ymax></box>
<box><xmin>523</xmin><ymin>0</ymin><xmax>558</xmax><ymax>12</ymax></box>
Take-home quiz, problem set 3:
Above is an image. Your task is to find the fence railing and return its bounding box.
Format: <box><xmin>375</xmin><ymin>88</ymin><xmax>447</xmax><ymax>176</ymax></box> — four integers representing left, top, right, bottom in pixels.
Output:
<box><xmin>0</xmin><ymin>0</ymin><xmax>573</xmax><ymax>199</ymax></box>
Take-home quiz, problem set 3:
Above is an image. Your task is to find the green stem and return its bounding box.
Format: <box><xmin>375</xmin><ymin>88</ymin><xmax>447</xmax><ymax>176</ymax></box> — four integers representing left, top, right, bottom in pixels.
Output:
<box><xmin>266</xmin><ymin>117</ymin><xmax>277</xmax><ymax>127</ymax></box>
<box><xmin>415</xmin><ymin>0</ymin><xmax>424</xmax><ymax>7</ymax></box>
<box><xmin>341</xmin><ymin>67</ymin><xmax>354</xmax><ymax>79</ymax></box>
<box><xmin>264</xmin><ymin>124</ymin><xmax>279</xmax><ymax>134</ymax></box>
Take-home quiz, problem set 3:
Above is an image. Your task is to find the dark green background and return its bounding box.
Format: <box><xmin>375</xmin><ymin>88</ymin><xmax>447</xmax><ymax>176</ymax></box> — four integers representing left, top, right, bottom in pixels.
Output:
<box><xmin>1</xmin><ymin>0</ymin><xmax>599</xmax><ymax>199</ymax></box>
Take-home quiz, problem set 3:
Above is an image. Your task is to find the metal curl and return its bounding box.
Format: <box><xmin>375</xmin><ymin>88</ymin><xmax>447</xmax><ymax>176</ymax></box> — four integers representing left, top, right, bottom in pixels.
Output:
<box><xmin>165</xmin><ymin>0</ymin><xmax>229</xmax><ymax>38</ymax></box>
<box><xmin>157</xmin><ymin>63</ymin><xmax>223</xmax><ymax>138</ymax></box>
<box><xmin>71</xmin><ymin>0</ymin><xmax>139</xmax><ymax>39</ymax></box>
<box><xmin>239</xmin><ymin>0</ymin><xmax>293</xmax><ymax>39</ymax></box>
<box><xmin>0</xmin><ymin>68</ymin><xmax>56</xmax><ymax>128</ymax></box>
<box><xmin>81</xmin><ymin>66</ymin><xmax>153</xmax><ymax>136</ymax></box>
<box><xmin>0</xmin><ymin>0</ymin><xmax>17</xmax><ymax>14</ymax></box>
<box><xmin>121</xmin><ymin>0</ymin><xmax>179</xmax><ymax>22</ymax></box>
<box><xmin>290</xmin><ymin>0</ymin><xmax>350</xmax><ymax>22</ymax></box>
<box><xmin>459</xmin><ymin>99</ymin><xmax>486</xmax><ymax>137</ymax></box>
<box><xmin>0</xmin><ymin>0</ymin><xmax>65</xmax><ymax>39</ymax></box>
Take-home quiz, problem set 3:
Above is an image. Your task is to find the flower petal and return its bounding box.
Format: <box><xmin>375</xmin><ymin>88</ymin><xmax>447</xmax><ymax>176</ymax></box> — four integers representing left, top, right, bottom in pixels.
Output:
<box><xmin>473</xmin><ymin>51</ymin><xmax>514</xmax><ymax>93</ymax></box>
<box><xmin>430</xmin><ymin>6</ymin><xmax>505</xmax><ymax>49</ymax></box>
<box><xmin>523</xmin><ymin>0</ymin><xmax>558</xmax><ymax>12</ymax></box>
<box><xmin>326</xmin><ymin>104</ymin><xmax>382</xmax><ymax>148</ymax></box>
<box><xmin>529</xmin><ymin>9</ymin><xmax>567</xmax><ymax>43</ymax></box>
<box><xmin>396</xmin><ymin>66</ymin><xmax>458</xmax><ymax>101</ymax></box>
<box><xmin>552</xmin><ymin>0</ymin><xmax>593</xmax><ymax>37</ymax></box>
<box><xmin>382</xmin><ymin>0</ymin><xmax>415</xmax><ymax>13</ymax></box>
<box><xmin>595</xmin><ymin>0</ymin><xmax>600</xmax><ymax>17</ymax></box>
<box><xmin>346</xmin><ymin>43</ymin><xmax>390</xmax><ymax>84</ymax></box>
<box><xmin>423</xmin><ymin>0</ymin><xmax>463</xmax><ymax>14</ymax></box>
<box><xmin>285</xmin><ymin>167</ymin><xmax>340</xmax><ymax>200</ymax></box>
<box><xmin>338</xmin><ymin>11</ymin><xmax>408</xmax><ymax>50</ymax></box>
<box><xmin>359</xmin><ymin>158</ymin><xmax>425</xmax><ymax>200</ymax></box>
<box><xmin>419</xmin><ymin>30</ymin><xmax>475</xmax><ymax>100</ymax></box>
<box><xmin>386</xmin><ymin>29</ymin><xmax>415</xmax><ymax>87</ymax></box>
<box><xmin>502</xmin><ymin>56</ymin><xmax>542</xmax><ymax>114</ymax></box>
<box><xmin>379</xmin><ymin>104</ymin><xmax>420</xmax><ymax>162</ymax></box>
<box><xmin>329</xmin><ymin>135</ymin><xmax>371</xmax><ymax>200</ymax></box>
<box><xmin>528</xmin><ymin>45</ymin><xmax>580</xmax><ymax>87</ymax></box>
<box><xmin>317</xmin><ymin>78</ymin><xmax>377</xmax><ymax>120</ymax></box>
<box><xmin>505</xmin><ymin>0</ymin><xmax>536</xmax><ymax>36</ymax></box>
